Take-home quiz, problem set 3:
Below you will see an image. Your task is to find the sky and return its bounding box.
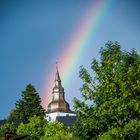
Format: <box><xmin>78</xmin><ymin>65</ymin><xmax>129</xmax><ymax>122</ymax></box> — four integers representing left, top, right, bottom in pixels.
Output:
<box><xmin>0</xmin><ymin>0</ymin><xmax>140</xmax><ymax>119</ymax></box>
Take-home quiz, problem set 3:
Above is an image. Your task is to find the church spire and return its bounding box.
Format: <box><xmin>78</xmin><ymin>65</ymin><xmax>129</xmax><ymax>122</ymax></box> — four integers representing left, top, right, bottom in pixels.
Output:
<box><xmin>47</xmin><ymin>62</ymin><xmax>71</xmax><ymax>113</ymax></box>
<box><xmin>55</xmin><ymin>62</ymin><xmax>61</xmax><ymax>87</ymax></box>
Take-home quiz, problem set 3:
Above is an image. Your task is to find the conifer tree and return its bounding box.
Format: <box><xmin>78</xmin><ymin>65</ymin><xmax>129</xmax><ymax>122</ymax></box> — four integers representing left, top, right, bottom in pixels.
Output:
<box><xmin>15</xmin><ymin>84</ymin><xmax>45</xmax><ymax>123</ymax></box>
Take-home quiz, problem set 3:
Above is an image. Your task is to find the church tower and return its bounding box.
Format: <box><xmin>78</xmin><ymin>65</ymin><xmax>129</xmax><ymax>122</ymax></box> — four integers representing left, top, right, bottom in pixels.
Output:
<box><xmin>46</xmin><ymin>63</ymin><xmax>75</xmax><ymax>121</ymax></box>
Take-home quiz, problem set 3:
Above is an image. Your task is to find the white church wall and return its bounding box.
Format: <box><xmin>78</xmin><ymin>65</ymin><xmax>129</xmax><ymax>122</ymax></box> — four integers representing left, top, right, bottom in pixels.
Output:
<box><xmin>46</xmin><ymin>112</ymin><xmax>76</xmax><ymax>122</ymax></box>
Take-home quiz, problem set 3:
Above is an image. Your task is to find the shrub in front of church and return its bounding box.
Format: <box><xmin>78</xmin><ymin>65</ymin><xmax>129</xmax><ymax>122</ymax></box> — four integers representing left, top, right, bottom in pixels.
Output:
<box><xmin>40</xmin><ymin>121</ymin><xmax>71</xmax><ymax>140</ymax></box>
<box><xmin>16</xmin><ymin>116</ymin><xmax>47</xmax><ymax>140</ymax></box>
<box><xmin>16</xmin><ymin>116</ymin><xmax>71</xmax><ymax>139</ymax></box>
<box><xmin>0</xmin><ymin>122</ymin><xmax>17</xmax><ymax>140</ymax></box>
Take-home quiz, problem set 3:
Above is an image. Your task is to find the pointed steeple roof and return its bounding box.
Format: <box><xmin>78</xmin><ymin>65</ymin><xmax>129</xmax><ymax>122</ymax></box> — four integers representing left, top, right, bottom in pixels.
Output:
<box><xmin>54</xmin><ymin>62</ymin><xmax>62</xmax><ymax>88</ymax></box>
<box><xmin>55</xmin><ymin>62</ymin><xmax>61</xmax><ymax>82</ymax></box>
<box><xmin>47</xmin><ymin>62</ymin><xmax>72</xmax><ymax>113</ymax></box>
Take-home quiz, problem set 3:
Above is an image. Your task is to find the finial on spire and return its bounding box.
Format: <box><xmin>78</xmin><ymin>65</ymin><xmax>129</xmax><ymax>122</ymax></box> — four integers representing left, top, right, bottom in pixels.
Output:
<box><xmin>56</xmin><ymin>61</ymin><xmax>58</xmax><ymax>70</ymax></box>
<box><xmin>55</xmin><ymin>61</ymin><xmax>58</xmax><ymax>65</ymax></box>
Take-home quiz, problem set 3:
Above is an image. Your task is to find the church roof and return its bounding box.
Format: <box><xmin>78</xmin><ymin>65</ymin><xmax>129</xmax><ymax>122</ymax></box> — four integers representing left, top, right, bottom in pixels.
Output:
<box><xmin>56</xmin><ymin>116</ymin><xmax>77</xmax><ymax>127</ymax></box>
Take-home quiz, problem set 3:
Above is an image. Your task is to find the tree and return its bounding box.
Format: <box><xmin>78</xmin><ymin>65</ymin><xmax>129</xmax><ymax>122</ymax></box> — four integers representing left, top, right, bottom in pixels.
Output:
<box><xmin>0</xmin><ymin>122</ymin><xmax>17</xmax><ymax>140</ymax></box>
<box><xmin>73</xmin><ymin>41</ymin><xmax>140</xmax><ymax>139</ymax></box>
<box><xmin>40</xmin><ymin>121</ymin><xmax>70</xmax><ymax>140</ymax></box>
<box><xmin>15</xmin><ymin>84</ymin><xmax>45</xmax><ymax>123</ymax></box>
<box><xmin>17</xmin><ymin>116</ymin><xmax>47</xmax><ymax>140</ymax></box>
<box><xmin>6</xmin><ymin>108</ymin><xmax>19</xmax><ymax>123</ymax></box>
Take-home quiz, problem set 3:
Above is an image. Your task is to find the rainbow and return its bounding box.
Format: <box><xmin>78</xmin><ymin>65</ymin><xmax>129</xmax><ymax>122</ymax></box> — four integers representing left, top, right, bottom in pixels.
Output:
<box><xmin>42</xmin><ymin>0</ymin><xmax>112</xmax><ymax>108</ymax></box>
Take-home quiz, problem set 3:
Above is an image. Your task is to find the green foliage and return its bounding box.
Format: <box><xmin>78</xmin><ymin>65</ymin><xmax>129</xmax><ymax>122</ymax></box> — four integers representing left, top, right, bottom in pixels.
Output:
<box><xmin>4</xmin><ymin>84</ymin><xmax>71</xmax><ymax>139</ymax></box>
<box><xmin>97</xmin><ymin>120</ymin><xmax>140</xmax><ymax>140</ymax></box>
<box><xmin>41</xmin><ymin>121</ymin><xmax>71</xmax><ymax>140</ymax></box>
<box><xmin>17</xmin><ymin>116</ymin><xmax>47</xmax><ymax>140</ymax></box>
<box><xmin>15</xmin><ymin>84</ymin><xmax>45</xmax><ymax>123</ymax></box>
<box><xmin>6</xmin><ymin>108</ymin><xmax>19</xmax><ymax>123</ymax></box>
<box><xmin>1</xmin><ymin>84</ymin><xmax>45</xmax><ymax>139</ymax></box>
<box><xmin>0</xmin><ymin>122</ymin><xmax>17</xmax><ymax>140</ymax></box>
<box><xmin>17</xmin><ymin>117</ymin><xmax>71</xmax><ymax>140</ymax></box>
<box><xmin>73</xmin><ymin>41</ymin><xmax>140</xmax><ymax>139</ymax></box>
